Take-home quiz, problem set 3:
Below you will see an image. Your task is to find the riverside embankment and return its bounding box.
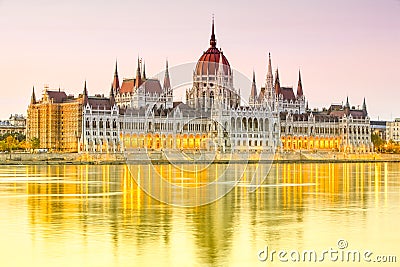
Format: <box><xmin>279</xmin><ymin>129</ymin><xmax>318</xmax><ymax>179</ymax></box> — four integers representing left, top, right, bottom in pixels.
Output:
<box><xmin>1</xmin><ymin>151</ymin><xmax>399</xmax><ymax>165</ymax></box>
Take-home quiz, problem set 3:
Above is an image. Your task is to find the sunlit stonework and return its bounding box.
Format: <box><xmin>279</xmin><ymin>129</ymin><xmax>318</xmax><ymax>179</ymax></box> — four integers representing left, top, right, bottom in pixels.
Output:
<box><xmin>27</xmin><ymin>20</ymin><xmax>372</xmax><ymax>153</ymax></box>
<box><xmin>80</xmin><ymin>19</ymin><xmax>279</xmax><ymax>153</ymax></box>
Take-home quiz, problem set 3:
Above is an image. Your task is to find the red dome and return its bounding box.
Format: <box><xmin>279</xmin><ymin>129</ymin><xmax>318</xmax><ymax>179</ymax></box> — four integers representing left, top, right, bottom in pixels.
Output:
<box><xmin>195</xmin><ymin>47</ymin><xmax>231</xmax><ymax>76</ymax></box>
<box><xmin>195</xmin><ymin>20</ymin><xmax>231</xmax><ymax>76</ymax></box>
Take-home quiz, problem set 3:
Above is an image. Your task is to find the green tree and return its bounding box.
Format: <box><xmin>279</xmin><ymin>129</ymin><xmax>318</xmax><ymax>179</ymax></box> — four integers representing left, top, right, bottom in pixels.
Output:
<box><xmin>0</xmin><ymin>132</ymin><xmax>25</xmax><ymax>142</ymax></box>
<box><xmin>371</xmin><ymin>133</ymin><xmax>384</xmax><ymax>152</ymax></box>
<box><xmin>5</xmin><ymin>135</ymin><xmax>18</xmax><ymax>152</ymax></box>
<box><xmin>30</xmin><ymin>137</ymin><xmax>40</xmax><ymax>150</ymax></box>
<box><xmin>0</xmin><ymin>140</ymin><xmax>6</xmax><ymax>151</ymax></box>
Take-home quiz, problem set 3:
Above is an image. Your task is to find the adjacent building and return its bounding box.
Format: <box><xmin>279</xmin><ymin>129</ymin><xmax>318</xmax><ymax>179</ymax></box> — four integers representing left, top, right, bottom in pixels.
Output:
<box><xmin>370</xmin><ymin>120</ymin><xmax>387</xmax><ymax>141</ymax></box>
<box><xmin>27</xmin><ymin>86</ymin><xmax>85</xmax><ymax>152</ymax></box>
<box><xmin>386</xmin><ymin>119</ymin><xmax>400</xmax><ymax>142</ymax></box>
<box><xmin>0</xmin><ymin>114</ymin><xmax>26</xmax><ymax>135</ymax></box>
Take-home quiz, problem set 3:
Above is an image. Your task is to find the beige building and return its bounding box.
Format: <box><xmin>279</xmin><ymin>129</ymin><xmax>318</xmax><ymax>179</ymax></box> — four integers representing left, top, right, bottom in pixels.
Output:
<box><xmin>27</xmin><ymin>85</ymin><xmax>85</xmax><ymax>152</ymax></box>
<box><xmin>386</xmin><ymin>118</ymin><xmax>400</xmax><ymax>142</ymax></box>
<box><xmin>0</xmin><ymin>114</ymin><xmax>26</xmax><ymax>135</ymax></box>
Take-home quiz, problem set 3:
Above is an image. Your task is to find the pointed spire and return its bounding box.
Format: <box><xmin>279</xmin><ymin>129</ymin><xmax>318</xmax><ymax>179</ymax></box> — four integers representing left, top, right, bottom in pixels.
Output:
<box><xmin>345</xmin><ymin>96</ymin><xmax>350</xmax><ymax>109</ymax></box>
<box><xmin>31</xmin><ymin>86</ymin><xmax>36</xmax><ymax>104</ymax></box>
<box><xmin>83</xmin><ymin>80</ymin><xmax>88</xmax><ymax>96</ymax></box>
<box><xmin>163</xmin><ymin>59</ymin><xmax>171</xmax><ymax>94</ymax></box>
<box><xmin>362</xmin><ymin>97</ymin><xmax>367</xmax><ymax>115</ymax></box>
<box><xmin>265</xmin><ymin>52</ymin><xmax>274</xmax><ymax>101</ymax></box>
<box><xmin>306</xmin><ymin>101</ymin><xmax>309</xmax><ymax>111</ymax></box>
<box><xmin>109</xmin><ymin>85</ymin><xmax>115</xmax><ymax>106</ymax></box>
<box><xmin>267</xmin><ymin>53</ymin><xmax>272</xmax><ymax>75</ymax></box>
<box><xmin>297</xmin><ymin>69</ymin><xmax>303</xmax><ymax>97</ymax></box>
<box><xmin>112</xmin><ymin>60</ymin><xmax>120</xmax><ymax>93</ymax></box>
<box><xmin>142</xmin><ymin>61</ymin><xmax>146</xmax><ymax>80</ymax></box>
<box><xmin>210</xmin><ymin>16</ymin><xmax>217</xmax><ymax>48</ymax></box>
<box><xmin>83</xmin><ymin>80</ymin><xmax>88</xmax><ymax>105</ymax></box>
<box><xmin>274</xmin><ymin>68</ymin><xmax>281</xmax><ymax>96</ymax></box>
<box><xmin>249</xmin><ymin>70</ymin><xmax>258</xmax><ymax>105</ymax></box>
<box><xmin>135</xmin><ymin>57</ymin><xmax>142</xmax><ymax>89</ymax></box>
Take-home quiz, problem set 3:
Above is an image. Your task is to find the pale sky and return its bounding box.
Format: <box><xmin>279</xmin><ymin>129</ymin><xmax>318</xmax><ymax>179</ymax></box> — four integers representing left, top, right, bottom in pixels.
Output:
<box><xmin>0</xmin><ymin>0</ymin><xmax>399</xmax><ymax>120</ymax></box>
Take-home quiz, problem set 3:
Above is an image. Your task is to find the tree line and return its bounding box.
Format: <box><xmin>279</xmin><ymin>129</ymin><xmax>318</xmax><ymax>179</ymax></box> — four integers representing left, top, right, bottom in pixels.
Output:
<box><xmin>0</xmin><ymin>132</ymin><xmax>39</xmax><ymax>152</ymax></box>
<box><xmin>371</xmin><ymin>133</ymin><xmax>400</xmax><ymax>153</ymax></box>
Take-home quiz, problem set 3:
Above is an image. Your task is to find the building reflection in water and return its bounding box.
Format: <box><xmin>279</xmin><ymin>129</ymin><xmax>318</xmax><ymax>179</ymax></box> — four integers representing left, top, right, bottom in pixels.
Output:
<box><xmin>0</xmin><ymin>161</ymin><xmax>395</xmax><ymax>266</ymax></box>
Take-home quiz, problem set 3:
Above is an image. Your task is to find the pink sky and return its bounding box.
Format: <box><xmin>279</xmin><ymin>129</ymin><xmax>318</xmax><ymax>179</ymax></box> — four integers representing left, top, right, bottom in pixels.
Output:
<box><xmin>0</xmin><ymin>0</ymin><xmax>399</xmax><ymax>120</ymax></box>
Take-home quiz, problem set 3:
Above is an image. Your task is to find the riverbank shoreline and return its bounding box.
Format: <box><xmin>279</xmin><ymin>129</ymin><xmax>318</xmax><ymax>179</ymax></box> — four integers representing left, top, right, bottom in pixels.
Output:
<box><xmin>1</xmin><ymin>151</ymin><xmax>400</xmax><ymax>165</ymax></box>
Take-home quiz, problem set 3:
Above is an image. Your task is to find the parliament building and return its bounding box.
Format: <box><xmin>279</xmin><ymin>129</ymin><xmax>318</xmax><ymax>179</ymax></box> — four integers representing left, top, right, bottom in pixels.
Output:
<box><xmin>27</xmin><ymin>20</ymin><xmax>372</xmax><ymax>153</ymax></box>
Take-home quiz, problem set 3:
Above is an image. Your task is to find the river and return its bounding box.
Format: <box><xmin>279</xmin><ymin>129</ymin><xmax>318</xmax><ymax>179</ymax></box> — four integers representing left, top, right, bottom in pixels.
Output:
<box><xmin>0</xmin><ymin>162</ymin><xmax>399</xmax><ymax>266</ymax></box>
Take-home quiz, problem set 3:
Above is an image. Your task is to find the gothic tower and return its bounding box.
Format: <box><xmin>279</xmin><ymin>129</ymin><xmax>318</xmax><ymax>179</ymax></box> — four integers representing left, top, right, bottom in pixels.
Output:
<box><xmin>111</xmin><ymin>60</ymin><xmax>120</xmax><ymax>95</ymax></box>
<box><xmin>249</xmin><ymin>71</ymin><xmax>258</xmax><ymax>106</ymax></box>
<box><xmin>265</xmin><ymin>53</ymin><xmax>274</xmax><ymax>106</ymax></box>
<box><xmin>163</xmin><ymin>59</ymin><xmax>173</xmax><ymax>108</ymax></box>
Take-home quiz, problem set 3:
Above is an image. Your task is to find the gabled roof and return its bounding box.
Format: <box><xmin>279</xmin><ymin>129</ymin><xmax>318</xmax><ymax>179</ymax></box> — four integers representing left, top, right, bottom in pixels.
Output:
<box><xmin>87</xmin><ymin>97</ymin><xmax>112</xmax><ymax>110</ymax></box>
<box><xmin>119</xmin><ymin>78</ymin><xmax>163</xmax><ymax>95</ymax></box>
<box><xmin>119</xmin><ymin>79</ymin><xmax>135</xmax><ymax>94</ymax></box>
<box><xmin>46</xmin><ymin>90</ymin><xmax>68</xmax><ymax>103</ymax></box>
<box><xmin>280</xmin><ymin>87</ymin><xmax>296</xmax><ymax>101</ymax></box>
<box><xmin>143</xmin><ymin>79</ymin><xmax>162</xmax><ymax>94</ymax></box>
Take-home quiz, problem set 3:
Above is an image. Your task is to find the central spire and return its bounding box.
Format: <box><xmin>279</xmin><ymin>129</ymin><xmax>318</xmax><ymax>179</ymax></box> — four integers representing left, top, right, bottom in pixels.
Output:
<box><xmin>249</xmin><ymin>70</ymin><xmax>258</xmax><ymax>105</ymax></box>
<box><xmin>163</xmin><ymin>59</ymin><xmax>171</xmax><ymax>94</ymax></box>
<box><xmin>274</xmin><ymin>68</ymin><xmax>281</xmax><ymax>96</ymax></box>
<box><xmin>297</xmin><ymin>69</ymin><xmax>303</xmax><ymax>97</ymax></box>
<box><xmin>210</xmin><ymin>16</ymin><xmax>216</xmax><ymax>48</ymax></box>
<box><xmin>135</xmin><ymin>57</ymin><xmax>142</xmax><ymax>89</ymax></box>
<box><xmin>112</xmin><ymin>60</ymin><xmax>120</xmax><ymax>93</ymax></box>
<box><xmin>31</xmin><ymin>86</ymin><xmax>36</xmax><ymax>104</ymax></box>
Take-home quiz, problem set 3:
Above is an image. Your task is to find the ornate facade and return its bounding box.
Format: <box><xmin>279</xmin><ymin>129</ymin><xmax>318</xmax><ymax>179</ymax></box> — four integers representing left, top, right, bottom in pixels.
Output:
<box><xmin>27</xmin><ymin>86</ymin><xmax>84</xmax><ymax>152</ymax></box>
<box><xmin>120</xmin><ymin>20</ymin><xmax>279</xmax><ymax>153</ymax></box>
<box><xmin>28</xmin><ymin>19</ymin><xmax>373</xmax><ymax>154</ymax></box>
<box><xmin>114</xmin><ymin>60</ymin><xmax>173</xmax><ymax>110</ymax></box>
<box><xmin>0</xmin><ymin>114</ymin><xmax>26</xmax><ymax>135</ymax></box>
<box><xmin>249</xmin><ymin>52</ymin><xmax>372</xmax><ymax>152</ymax></box>
<box><xmin>252</xmin><ymin>53</ymin><xmax>306</xmax><ymax>114</ymax></box>
<box><xmin>80</xmin><ymin>85</ymin><xmax>119</xmax><ymax>153</ymax></box>
<box><xmin>279</xmin><ymin>100</ymin><xmax>372</xmax><ymax>152</ymax></box>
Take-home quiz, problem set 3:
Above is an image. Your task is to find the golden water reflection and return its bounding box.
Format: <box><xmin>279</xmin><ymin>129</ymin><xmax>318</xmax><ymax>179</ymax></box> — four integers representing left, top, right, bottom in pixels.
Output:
<box><xmin>0</xmin><ymin>162</ymin><xmax>399</xmax><ymax>266</ymax></box>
